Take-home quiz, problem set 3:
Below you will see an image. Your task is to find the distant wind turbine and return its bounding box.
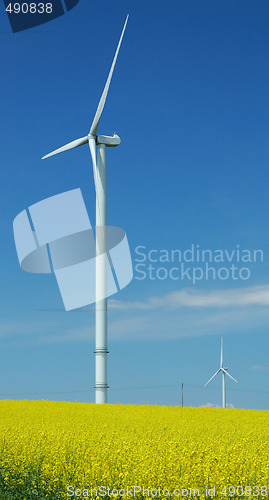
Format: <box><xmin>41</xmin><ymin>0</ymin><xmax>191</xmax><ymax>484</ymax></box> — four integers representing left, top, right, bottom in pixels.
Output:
<box><xmin>204</xmin><ymin>337</ymin><xmax>238</xmax><ymax>408</ymax></box>
<box><xmin>42</xmin><ymin>15</ymin><xmax>129</xmax><ymax>404</ymax></box>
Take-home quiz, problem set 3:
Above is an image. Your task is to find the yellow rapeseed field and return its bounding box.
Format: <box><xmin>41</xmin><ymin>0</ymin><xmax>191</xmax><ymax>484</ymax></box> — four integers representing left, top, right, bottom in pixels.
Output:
<box><xmin>0</xmin><ymin>400</ymin><xmax>268</xmax><ymax>499</ymax></box>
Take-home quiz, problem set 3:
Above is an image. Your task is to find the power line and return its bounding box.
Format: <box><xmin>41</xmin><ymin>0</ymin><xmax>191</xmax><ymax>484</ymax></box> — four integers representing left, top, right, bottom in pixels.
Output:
<box><xmin>0</xmin><ymin>383</ymin><xmax>268</xmax><ymax>397</ymax></box>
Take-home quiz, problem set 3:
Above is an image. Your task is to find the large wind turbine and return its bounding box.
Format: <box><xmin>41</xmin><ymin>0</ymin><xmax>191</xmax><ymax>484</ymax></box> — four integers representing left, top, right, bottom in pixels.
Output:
<box><xmin>42</xmin><ymin>15</ymin><xmax>129</xmax><ymax>404</ymax></box>
<box><xmin>204</xmin><ymin>337</ymin><xmax>238</xmax><ymax>408</ymax></box>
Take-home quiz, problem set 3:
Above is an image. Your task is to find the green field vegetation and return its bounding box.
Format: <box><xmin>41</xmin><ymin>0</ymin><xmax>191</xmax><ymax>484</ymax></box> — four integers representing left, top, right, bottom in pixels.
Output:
<box><xmin>0</xmin><ymin>492</ymin><xmax>10</xmax><ymax>499</ymax></box>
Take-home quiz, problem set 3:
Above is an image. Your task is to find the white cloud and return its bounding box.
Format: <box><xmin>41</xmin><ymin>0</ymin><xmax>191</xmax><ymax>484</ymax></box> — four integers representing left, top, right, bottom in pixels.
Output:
<box><xmin>2</xmin><ymin>284</ymin><xmax>269</xmax><ymax>345</ymax></box>
<box><xmin>0</xmin><ymin>322</ymin><xmax>43</xmax><ymax>339</ymax></box>
<box><xmin>200</xmin><ymin>403</ymin><xmax>235</xmax><ymax>408</ymax></box>
<box><xmin>250</xmin><ymin>365</ymin><xmax>269</xmax><ymax>370</ymax></box>
<box><xmin>109</xmin><ymin>285</ymin><xmax>269</xmax><ymax>311</ymax></box>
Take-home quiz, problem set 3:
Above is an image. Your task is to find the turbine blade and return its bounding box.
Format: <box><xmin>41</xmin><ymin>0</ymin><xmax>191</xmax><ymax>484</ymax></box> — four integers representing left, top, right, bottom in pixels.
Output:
<box><xmin>42</xmin><ymin>136</ymin><xmax>88</xmax><ymax>159</ymax></box>
<box><xmin>204</xmin><ymin>369</ymin><xmax>221</xmax><ymax>387</ymax></box>
<box><xmin>88</xmin><ymin>138</ymin><xmax>106</xmax><ymax>255</ymax></box>
<box><xmin>222</xmin><ymin>369</ymin><xmax>238</xmax><ymax>383</ymax></box>
<box><xmin>220</xmin><ymin>337</ymin><xmax>223</xmax><ymax>368</ymax></box>
<box><xmin>89</xmin><ymin>14</ymin><xmax>129</xmax><ymax>136</ymax></box>
<box><xmin>88</xmin><ymin>138</ymin><xmax>103</xmax><ymax>229</ymax></box>
<box><xmin>88</xmin><ymin>137</ymin><xmax>98</xmax><ymax>192</ymax></box>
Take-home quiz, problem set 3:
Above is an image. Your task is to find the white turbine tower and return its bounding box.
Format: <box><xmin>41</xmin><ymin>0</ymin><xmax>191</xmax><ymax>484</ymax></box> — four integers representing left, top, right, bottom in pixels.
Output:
<box><xmin>42</xmin><ymin>15</ymin><xmax>129</xmax><ymax>404</ymax></box>
<box><xmin>204</xmin><ymin>337</ymin><xmax>238</xmax><ymax>408</ymax></box>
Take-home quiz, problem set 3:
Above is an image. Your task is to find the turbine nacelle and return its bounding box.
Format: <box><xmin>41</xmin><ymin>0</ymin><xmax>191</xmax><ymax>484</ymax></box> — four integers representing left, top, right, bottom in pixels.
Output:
<box><xmin>96</xmin><ymin>134</ymin><xmax>121</xmax><ymax>147</ymax></box>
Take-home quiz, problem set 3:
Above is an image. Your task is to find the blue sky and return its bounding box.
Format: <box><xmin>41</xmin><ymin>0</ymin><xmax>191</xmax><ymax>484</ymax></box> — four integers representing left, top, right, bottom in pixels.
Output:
<box><xmin>0</xmin><ymin>0</ymin><xmax>269</xmax><ymax>409</ymax></box>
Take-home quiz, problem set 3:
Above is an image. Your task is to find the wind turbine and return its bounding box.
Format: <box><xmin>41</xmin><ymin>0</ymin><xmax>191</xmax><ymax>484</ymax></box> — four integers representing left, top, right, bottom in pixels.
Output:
<box><xmin>204</xmin><ymin>337</ymin><xmax>238</xmax><ymax>408</ymax></box>
<box><xmin>42</xmin><ymin>15</ymin><xmax>129</xmax><ymax>404</ymax></box>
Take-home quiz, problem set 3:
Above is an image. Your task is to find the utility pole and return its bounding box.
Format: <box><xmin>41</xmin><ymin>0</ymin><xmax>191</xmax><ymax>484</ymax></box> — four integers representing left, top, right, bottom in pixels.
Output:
<box><xmin>181</xmin><ymin>382</ymin><xmax>184</xmax><ymax>407</ymax></box>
